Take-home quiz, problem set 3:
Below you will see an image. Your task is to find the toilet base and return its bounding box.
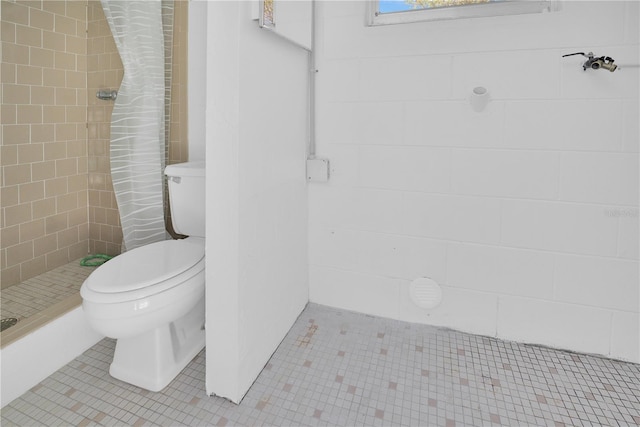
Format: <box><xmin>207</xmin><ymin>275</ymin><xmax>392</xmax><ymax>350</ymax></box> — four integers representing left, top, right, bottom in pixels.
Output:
<box><xmin>109</xmin><ymin>299</ymin><xmax>205</xmax><ymax>392</ymax></box>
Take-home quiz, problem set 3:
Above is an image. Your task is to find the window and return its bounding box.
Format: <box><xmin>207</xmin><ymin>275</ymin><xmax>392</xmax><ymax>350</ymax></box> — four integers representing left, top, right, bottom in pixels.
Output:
<box><xmin>368</xmin><ymin>0</ymin><xmax>557</xmax><ymax>26</ymax></box>
<box><xmin>260</xmin><ymin>0</ymin><xmax>275</xmax><ymax>29</ymax></box>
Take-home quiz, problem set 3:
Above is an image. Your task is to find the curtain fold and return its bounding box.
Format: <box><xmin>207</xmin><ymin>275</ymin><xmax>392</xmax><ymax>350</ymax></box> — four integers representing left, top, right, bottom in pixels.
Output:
<box><xmin>102</xmin><ymin>0</ymin><xmax>168</xmax><ymax>251</ymax></box>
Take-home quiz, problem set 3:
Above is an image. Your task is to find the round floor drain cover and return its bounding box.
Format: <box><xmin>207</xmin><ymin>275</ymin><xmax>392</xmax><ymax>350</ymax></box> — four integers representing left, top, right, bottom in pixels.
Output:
<box><xmin>1</xmin><ymin>318</ymin><xmax>18</xmax><ymax>332</ymax></box>
<box><xmin>409</xmin><ymin>278</ymin><xmax>442</xmax><ymax>310</ymax></box>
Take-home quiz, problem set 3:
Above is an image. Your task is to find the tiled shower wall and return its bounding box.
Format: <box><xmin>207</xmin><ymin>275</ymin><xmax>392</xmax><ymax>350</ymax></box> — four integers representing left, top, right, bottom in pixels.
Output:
<box><xmin>169</xmin><ymin>1</ymin><xmax>188</xmax><ymax>165</ymax></box>
<box><xmin>310</xmin><ymin>1</ymin><xmax>639</xmax><ymax>362</ymax></box>
<box><xmin>1</xmin><ymin>0</ymin><xmax>90</xmax><ymax>288</ymax></box>
<box><xmin>1</xmin><ymin>0</ymin><xmax>189</xmax><ymax>285</ymax></box>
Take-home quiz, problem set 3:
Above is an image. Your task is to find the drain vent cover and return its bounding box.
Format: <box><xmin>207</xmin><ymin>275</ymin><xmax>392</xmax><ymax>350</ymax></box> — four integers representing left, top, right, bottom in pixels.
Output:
<box><xmin>1</xmin><ymin>318</ymin><xmax>18</xmax><ymax>332</ymax></box>
<box><xmin>409</xmin><ymin>278</ymin><xmax>442</xmax><ymax>310</ymax></box>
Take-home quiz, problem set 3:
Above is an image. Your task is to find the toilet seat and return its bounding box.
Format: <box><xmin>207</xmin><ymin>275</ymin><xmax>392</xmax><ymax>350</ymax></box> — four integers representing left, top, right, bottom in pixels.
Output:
<box><xmin>81</xmin><ymin>237</ymin><xmax>204</xmax><ymax>304</ymax></box>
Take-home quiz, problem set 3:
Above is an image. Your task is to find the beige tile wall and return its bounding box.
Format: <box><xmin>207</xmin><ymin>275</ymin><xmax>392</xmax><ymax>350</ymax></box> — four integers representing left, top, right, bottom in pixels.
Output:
<box><xmin>165</xmin><ymin>0</ymin><xmax>189</xmax><ymax>237</ymax></box>
<box><xmin>1</xmin><ymin>0</ymin><xmax>188</xmax><ymax>287</ymax></box>
<box><xmin>2</xmin><ymin>0</ymin><xmax>90</xmax><ymax>288</ymax></box>
<box><xmin>170</xmin><ymin>0</ymin><xmax>188</xmax><ymax>165</ymax></box>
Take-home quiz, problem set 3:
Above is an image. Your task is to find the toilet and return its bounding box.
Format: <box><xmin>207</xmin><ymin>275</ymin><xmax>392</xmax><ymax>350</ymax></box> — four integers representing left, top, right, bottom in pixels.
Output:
<box><xmin>80</xmin><ymin>161</ymin><xmax>205</xmax><ymax>392</ymax></box>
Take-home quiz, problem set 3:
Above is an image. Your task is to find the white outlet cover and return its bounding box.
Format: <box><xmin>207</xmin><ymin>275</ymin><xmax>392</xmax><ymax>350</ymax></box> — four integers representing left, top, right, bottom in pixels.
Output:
<box><xmin>306</xmin><ymin>158</ymin><xmax>330</xmax><ymax>182</ymax></box>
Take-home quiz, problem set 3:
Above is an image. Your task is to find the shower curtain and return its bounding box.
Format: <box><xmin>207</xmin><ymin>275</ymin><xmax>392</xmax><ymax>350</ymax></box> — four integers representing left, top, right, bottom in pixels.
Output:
<box><xmin>102</xmin><ymin>0</ymin><xmax>168</xmax><ymax>251</ymax></box>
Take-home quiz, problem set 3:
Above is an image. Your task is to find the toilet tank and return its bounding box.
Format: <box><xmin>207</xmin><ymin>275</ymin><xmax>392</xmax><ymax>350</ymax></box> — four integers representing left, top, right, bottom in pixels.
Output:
<box><xmin>165</xmin><ymin>161</ymin><xmax>205</xmax><ymax>237</ymax></box>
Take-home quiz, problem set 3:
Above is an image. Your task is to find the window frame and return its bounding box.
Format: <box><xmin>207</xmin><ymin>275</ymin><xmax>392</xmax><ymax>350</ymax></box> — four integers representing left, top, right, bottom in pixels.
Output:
<box><xmin>367</xmin><ymin>0</ymin><xmax>558</xmax><ymax>26</ymax></box>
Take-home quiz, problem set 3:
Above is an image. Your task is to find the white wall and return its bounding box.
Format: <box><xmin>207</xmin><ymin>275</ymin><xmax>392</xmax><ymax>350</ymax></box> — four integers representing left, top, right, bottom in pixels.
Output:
<box><xmin>310</xmin><ymin>1</ymin><xmax>639</xmax><ymax>362</ymax></box>
<box><xmin>204</xmin><ymin>1</ymin><xmax>309</xmax><ymax>403</ymax></box>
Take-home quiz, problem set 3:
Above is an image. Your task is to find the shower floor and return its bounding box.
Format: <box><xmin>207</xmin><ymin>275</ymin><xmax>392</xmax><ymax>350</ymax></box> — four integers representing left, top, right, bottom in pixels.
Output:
<box><xmin>0</xmin><ymin>260</ymin><xmax>96</xmax><ymax>344</ymax></box>
<box><xmin>2</xmin><ymin>303</ymin><xmax>639</xmax><ymax>426</ymax></box>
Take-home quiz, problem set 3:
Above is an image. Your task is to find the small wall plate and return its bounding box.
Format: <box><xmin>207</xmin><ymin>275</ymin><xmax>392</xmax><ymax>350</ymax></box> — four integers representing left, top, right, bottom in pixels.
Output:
<box><xmin>306</xmin><ymin>158</ymin><xmax>330</xmax><ymax>182</ymax></box>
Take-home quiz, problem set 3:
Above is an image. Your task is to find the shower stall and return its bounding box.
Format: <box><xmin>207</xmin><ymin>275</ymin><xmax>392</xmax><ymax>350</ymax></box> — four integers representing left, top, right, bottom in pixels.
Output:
<box><xmin>0</xmin><ymin>0</ymin><xmax>188</xmax><ymax>341</ymax></box>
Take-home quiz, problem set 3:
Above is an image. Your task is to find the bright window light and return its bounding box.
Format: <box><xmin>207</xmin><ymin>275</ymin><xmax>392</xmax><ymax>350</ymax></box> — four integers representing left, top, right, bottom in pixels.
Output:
<box><xmin>369</xmin><ymin>0</ymin><xmax>558</xmax><ymax>25</ymax></box>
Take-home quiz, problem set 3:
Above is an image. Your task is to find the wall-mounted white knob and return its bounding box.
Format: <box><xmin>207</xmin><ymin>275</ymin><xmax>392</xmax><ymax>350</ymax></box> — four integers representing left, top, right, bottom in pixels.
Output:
<box><xmin>470</xmin><ymin>86</ymin><xmax>490</xmax><ymax>112</ymax></box>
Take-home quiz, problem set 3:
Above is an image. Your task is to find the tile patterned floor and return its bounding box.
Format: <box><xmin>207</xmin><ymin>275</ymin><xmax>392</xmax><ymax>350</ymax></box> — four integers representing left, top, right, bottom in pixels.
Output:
<box><xmin>2</xmin><ymin>303</ymin><xmax>640</xmax><ymax>426</ymax></box>
<box><xmin>1</xmin><ymin>260</ymin><xmax>96</xmax><ymax>323</ymax></box>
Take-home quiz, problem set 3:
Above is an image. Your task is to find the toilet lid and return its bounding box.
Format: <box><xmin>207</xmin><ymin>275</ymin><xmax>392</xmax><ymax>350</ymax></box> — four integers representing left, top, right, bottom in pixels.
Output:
<box><xmin>84</xmin><ymin>238</ymin><xmax>204</xmax><ymax>294</ymax></box>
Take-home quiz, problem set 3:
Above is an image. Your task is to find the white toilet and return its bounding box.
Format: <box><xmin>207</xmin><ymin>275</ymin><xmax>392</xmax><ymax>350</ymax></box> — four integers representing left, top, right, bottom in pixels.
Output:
<box><xmin>80</xmin><ymin>161</ymin><xmax>205</xmax><ymax>392</ymax></box>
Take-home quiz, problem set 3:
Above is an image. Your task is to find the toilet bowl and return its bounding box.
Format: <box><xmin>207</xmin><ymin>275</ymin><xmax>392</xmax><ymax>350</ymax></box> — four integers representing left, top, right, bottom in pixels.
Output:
<box><xmin>81</xmin><ymin>237</ymin><xmax>205</xmax><ymax>391</ymax></box>
<box><xmin>80</xmin><ymin>161</ymin><xmax>206</xmax><ymax>392</ymax></box>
